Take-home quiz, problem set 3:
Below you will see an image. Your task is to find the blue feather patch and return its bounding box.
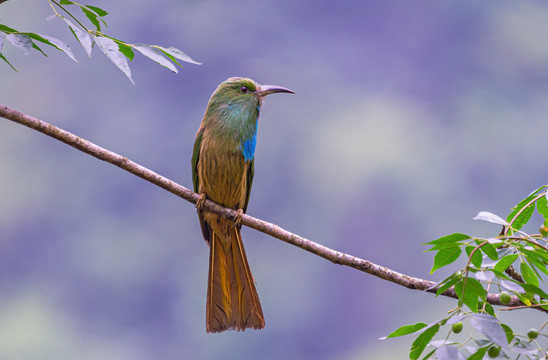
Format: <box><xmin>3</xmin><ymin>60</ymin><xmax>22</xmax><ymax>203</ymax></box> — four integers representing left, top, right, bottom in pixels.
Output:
<box><xmin>241</xmin><ymin>132</ymin><xmax>257</xmax><ymax>161</ymax></box>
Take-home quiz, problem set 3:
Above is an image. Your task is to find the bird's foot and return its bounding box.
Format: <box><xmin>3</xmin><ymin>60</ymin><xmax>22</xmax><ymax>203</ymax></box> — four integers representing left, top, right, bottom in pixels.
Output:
<box><xmin>233</xmin><ymin>209</ymin><xmax>244</xmax><ymax>227</ymax></box>
<box><xmin>196</xmin><ymin>193</ymin><xmax>207</xmax><ymax>210</ymax></box>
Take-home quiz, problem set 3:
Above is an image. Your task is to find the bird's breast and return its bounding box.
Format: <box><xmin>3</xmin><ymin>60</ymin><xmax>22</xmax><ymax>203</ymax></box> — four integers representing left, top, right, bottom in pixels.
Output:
<box><xmin>197</xmin><ymin>138</ymin><xmax>249</xmax><ymax>210</ymax></box>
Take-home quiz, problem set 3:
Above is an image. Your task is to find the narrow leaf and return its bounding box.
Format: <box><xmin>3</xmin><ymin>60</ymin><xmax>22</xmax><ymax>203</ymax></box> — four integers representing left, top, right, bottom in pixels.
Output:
<box><xmin>134</xmin><ymin>44</ymin><xmax>177</xmax><ymax>72</ymax></box>
<box><xmin>465</xmin><ymin>246</ymin><xmax>482</xmax><ymax>268</ymax></box>
<box><xmin>0</xmin><ymin>53</ymin><xmax>16</xmax><ymax>70</ymax></box>
<box><xmin>381</xmin><ymin>322</ymin><xmax>428</xmax><ymax>339</ymax></box>
<box><xmin>95</xmin><ymin>36</ymin><xmax>134</xmax><ymax>84</ymax></box>
<box><xmin>6</xmin><ymin>33</ymin><xmax>32</xmax><ymax>55</ymax></box>
<box><xmin>84</xmin><ymin>5</ymin><xmax>109</xmax><ymax>17</ymax></box>
<box><xmin>0</xmin><ymin>24</ymin><xmax>17</xmax><ymax>32</ymax></box>
<box><xmin>507</xmin><ymin>193</ymin><xmax>537</xmax><ymax>230</ymax></box>
<box><xmin>62</xmin><ymin>18</ymin><xmax>92</xmax><ymax>57</ymax></box>
<box><xmin>473</xmin><ymin>211</ymin><xmax>508</xmax><ymax>226</ymax></box>
<box><xmin>431</xmin><ymin>247</ymin><xmax>461</xmax><ymax>274</ymax></box>
<box><xmin>454</xmin><ymin>277</ymin><xmax>485</xmax><ymax>312</ymax></box>
<box><xmin>494</xmin><ymin>254</ymin><xmax>518</xmax><ymax>273</ymax></box>
<box><xmin>158</xmin><ymin>45</ymin><xmax>201</xmax><ymax>65</ymax></box>
<box><xmin>424</xmin><ymin>233</ymin><xmax>471</xmax><ymax>247</ymax></box>
<box><xmin>465</xmin><ymin>346</ymin><xmax>488</xmax><ymax>360</ymax></box>
<box><xmin>469</xmin><ymin>313</ymin><xmax>509</xmax><ymax>350</ymax></box>
<box><xmin>520</xmin><ymin>262</ymin><xmax>539</xmax><ymax>287</ymax></box>
<box><xmin>81</xmin><ymin>7</ymin><xmax>100</xmax><ymax>30</ymax></box>
<box><xmin>536</xmin><ymin>193</ymin><xmax>548</xmax><ymax>220</ymax></box>
<box><xmin>476</xmin><ymin>242</ymin><xmax>498</xmax><ymax>261</ymax></box>
<box><xmin>59</xmin><ymin>0</ymin><xmax>75</xmax><ymax>4</ymax></box>
<box><xmin>435</xmin><ymin>274</ymin><xmax>463</xmax><ymax>296</ymax></box>
<box><xmin>500</xmin><ymin>323</ymin><xmax>514</xmax><ymax>343</ymax></box>
<box><xmin>410</xmin><ymin>324</ymin><xmax>440</xmax><ymax>360</ymax></box>
<box><xmin>117</xmin><ymin>43</ymin><xmax>135</xmax><ymax>61</ymax></box>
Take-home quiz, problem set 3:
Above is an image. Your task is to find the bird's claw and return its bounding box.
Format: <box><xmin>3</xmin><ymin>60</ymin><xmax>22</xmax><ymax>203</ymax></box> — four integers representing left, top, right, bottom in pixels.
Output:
<box><xmin>233</xmin><ymin>209</ymin><xmax>244</xmax><ymax>227</ymax></box>
<box><xmin>196</xmin><ymin>193</ymin><xmax>207</xmax><ymax>210</ymax></box>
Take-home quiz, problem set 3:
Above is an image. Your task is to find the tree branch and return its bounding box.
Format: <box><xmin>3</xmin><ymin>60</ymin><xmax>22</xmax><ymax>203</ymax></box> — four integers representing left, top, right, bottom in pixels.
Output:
<box><xmin>0</xmin><ymin>104</ymin><xmax>544</xmax><ymax>312</ymax></box>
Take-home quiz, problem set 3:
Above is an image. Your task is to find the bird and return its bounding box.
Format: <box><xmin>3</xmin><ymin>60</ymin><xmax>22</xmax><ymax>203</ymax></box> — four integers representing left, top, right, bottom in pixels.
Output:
<box><xmin>191</xmin><ymin>77</ymin><xmax>294</xmax><ymax>333</ymax></box>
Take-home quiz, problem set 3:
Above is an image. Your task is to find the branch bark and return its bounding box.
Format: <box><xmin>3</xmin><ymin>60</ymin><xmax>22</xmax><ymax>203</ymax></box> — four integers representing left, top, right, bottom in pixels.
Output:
<box><xmin>0</xmin><ymin>104</ymin><xmax>542</xmax><ymax>312</ymax></box>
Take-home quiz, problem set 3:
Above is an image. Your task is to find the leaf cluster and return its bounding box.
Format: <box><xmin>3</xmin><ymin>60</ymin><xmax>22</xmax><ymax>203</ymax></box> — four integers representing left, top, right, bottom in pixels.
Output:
<box><xmin>0</xmin><ymin>0</ymin><xmax>200</xmax><ymax>83</ymax></box>
<box><xmin>384</xmin><ymin>185</ymin><xmax>548</xmax><ymax>359</ymax></box>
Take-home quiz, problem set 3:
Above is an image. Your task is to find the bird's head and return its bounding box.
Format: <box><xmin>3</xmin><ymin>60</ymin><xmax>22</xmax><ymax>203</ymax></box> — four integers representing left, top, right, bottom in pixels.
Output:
<box><xmin>206</xmin><ymin>77</ymin><xmax>294</xmax><ymax>120</ymax></box>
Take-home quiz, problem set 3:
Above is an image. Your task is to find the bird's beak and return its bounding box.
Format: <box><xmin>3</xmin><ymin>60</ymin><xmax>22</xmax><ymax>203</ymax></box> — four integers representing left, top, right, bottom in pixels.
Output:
<box><xmin>256</xmin><ymin>84</ymin><xmax>295</xmax><ymax>97</ymax></box>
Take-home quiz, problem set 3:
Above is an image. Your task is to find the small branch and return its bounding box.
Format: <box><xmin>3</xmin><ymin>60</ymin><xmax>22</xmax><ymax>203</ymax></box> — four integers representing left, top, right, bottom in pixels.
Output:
<box><xmin>0</xmin><ymin>104</ymin><xmax>545</xmax><ymax>313</ymax></box>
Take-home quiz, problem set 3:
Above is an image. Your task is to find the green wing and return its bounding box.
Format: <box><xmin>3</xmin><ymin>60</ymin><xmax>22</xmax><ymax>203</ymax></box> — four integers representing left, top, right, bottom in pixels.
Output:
<box><xmin>243</xmin><ymin>159</ymin><xmax>254</xmax><ymax>214</ymax></box>
<box><xmin>192</xmin><ymin>127</ymin><xmax>212</xmax><ymax>244</ymax></box>
<box><xmin>191</xmin><ymin>127</ymin><xmax>204</xmax><ymax>193</ymax></box>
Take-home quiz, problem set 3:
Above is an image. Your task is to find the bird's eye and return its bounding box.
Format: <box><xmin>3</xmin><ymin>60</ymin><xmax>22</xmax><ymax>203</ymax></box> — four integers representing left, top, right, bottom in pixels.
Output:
<box><xmin>240</xmin><ymin>86</ymin><xmax>248</xmax><ymax>94</ymax></box>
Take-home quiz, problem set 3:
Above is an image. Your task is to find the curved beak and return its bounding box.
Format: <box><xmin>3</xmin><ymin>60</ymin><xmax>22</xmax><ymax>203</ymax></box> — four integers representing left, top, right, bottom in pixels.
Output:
<box><xmin>256</xmin><ymin>84</ymin><xmax>295</xmax><ymax>97</ymax></box>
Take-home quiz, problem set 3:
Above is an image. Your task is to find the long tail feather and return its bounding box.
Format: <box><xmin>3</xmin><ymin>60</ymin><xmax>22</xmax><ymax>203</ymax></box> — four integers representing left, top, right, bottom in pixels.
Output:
<box><xmin>206</xmin><ymin>226</ymin><xmax>264</xmax><ymax>333</ymax></box>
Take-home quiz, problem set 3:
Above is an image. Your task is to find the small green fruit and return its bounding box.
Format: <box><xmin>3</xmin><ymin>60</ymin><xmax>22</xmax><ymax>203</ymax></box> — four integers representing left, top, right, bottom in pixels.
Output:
<box><xmin>499</xmin><ymin>292</ymin><xmax>511</xmax><ymax>305</ymax></box>
<box><xmin>487</xmin><ymin>345</ymin><xmax>501</xmax><ymax>358</ymax></box>
<box><xmin>527</xmin><ymin>328</ymin><xmax>539</xmax><ymax>340</ymax></box>
<box><xmin>451</xmin><ymin>321</ymin><xmax>463</xmax><ymax>334</ymax></box>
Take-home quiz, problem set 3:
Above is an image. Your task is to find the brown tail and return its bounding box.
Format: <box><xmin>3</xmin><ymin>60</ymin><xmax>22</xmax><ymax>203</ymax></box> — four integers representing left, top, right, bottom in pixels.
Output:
<box><xmin>206</xmin><ymin>226</ymin><xmax>265</xmax><ymax>333</ymax></box>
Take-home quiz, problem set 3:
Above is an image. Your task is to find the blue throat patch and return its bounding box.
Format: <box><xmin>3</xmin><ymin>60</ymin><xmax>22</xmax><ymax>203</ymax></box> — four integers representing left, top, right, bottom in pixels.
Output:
<box><xmin>241</xmin><ymin>130</ymin><xmax>257</xmax><ymax>162</ymax></box>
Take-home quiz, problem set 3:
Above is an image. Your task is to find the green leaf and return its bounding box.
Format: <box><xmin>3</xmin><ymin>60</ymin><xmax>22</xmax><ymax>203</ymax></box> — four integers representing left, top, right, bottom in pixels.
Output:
<box><xmin>84</xmin><ymin>5</ymin><xmax>109</xmax><ymax>17</ymax></box>
<box><xmin>0</xmin><ymin>52</ymin><xmax>16</xmax><ymax>70</ymax></box>
<box><xmin>421</xmin><ymin>348</ymin><xmax>436</xmax><ymax>360</ymax></box>
<box><xmin>430</xmin><ymin>247</ymin><xmax>462</xmax><ymax>274</ymax></box>
<box><xmin>62</xmin><ymin>18</ymin><xmax>92</xmax><ymax>57</ymax></box>
<box><xmin>158</xmin><ymin>45</ymin><xmax>202</xmax><ymax>65</ymax></box>
<box><xmin>520</xmin><ymin>283</ymin><xmax>548</xmax><ymax>299</ymax></box>
<box><xmin>30</xmin><ymin>42</ymin><xmax>47</xmax><ymax>57</ymax></box>
<box><xmin>473</xmin><ymin>211</ymin><xmax>508</xmax><ymax>226</ymax></box>
<box><xmin>470</xmin><ymin>313</ymin><xmax>509</xmax><ymax>350</ymax></box>
<box><xmin>455</xmin><ymin>277</ymin><xmax>485</xmax><ymax>312</ymax></box>
<box><xmin>59</xmin><ymin>0</ymin><xmax>75</xmax><ymax>4</ymax></box>
<box><xmin>94</xmin><ymin>35</ymin><xmax>134</xmax><ymax>84</ymax></box>
<box><xmin>435</xmin><ymin>273</ymin><xmax>463</xmax><ymax>296</ymax></box>
<box><xmin>466</xmin><ymin>346</ymin><xmax>488</xmax><ymax>360</ymax></box>
<box><xmin>424</xmin><ymin>233</ymin><xmax>471</xmax><ymax>247</ymax></box>
<box><xmin>520</xmin><ymin>262</ymin><xmax>539</xmax><ymax>287</ymax></box>
<box><xmin>0</xmin><ymin>24</ymin><xmax>17</xmax><ymax>32</ymax></box>
<box><xmin>494</xmin><ymin>254</ymin><xmax>518</xmax><ymax>272</ymax></box>
<box><xmin>465</xmin><ymin>246</ymin><xmax>482</xmax><ymax>268</ymax></box>
<box><xmin>522</xmin><ymin>249</ymin><xmax>548</xmax><ymax>276</ymax></box>
<box><xmin>117</xmin><ymin>43</ymin><xmax>135</xmax><ymax>61</ymax></box>
<box><xmin>483</xmin><ymin>302</ymin><xmax>495</xmax><ymax>316</ymax></box>
<box><xmin>134</xmin><ymin>44</ymin><xmax>177</xmax><ymax>72</ymax></box>
<box><xmin>507</xmin><ymin>194</ymin><xmax>537</xmax><ymax>230</ymax></box>
<box><xmin>381</xmin><ymin>322</ymin><xmax>428</xmax><ymax>339</ymax></box>
<box><xmin>500</xmin><ymin>323</ymin><xmax>514</xmax><ymax>343</ymax></box>
<box><xmin>6</xmin><ymin>33</ymin><xmax>32</xmax><ymax>55</ymax></box>
<box><xmin>81</xmin><ymin>6</ymin><xmax>100</xmax><ymax>31</ymax></box>
<box><xmin>536</xmin><ymin>193</ymin><xmax>548</xmax><ymax>220</ymax></box>
<box><xmin>410</xmin><ymin>324</ymin><xmax>440</xmax><ymax>360</ymax></box>
<box><xmin>478</xmin><ymin>242</ymin><xmax>498</xmax><ymax>261</ymax></box>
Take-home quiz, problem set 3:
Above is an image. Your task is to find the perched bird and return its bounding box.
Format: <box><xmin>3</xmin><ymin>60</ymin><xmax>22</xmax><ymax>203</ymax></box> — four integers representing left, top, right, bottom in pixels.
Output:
<box><xmin>191</xmin><ymin>77</ymin><xmax>294</xmax><ymax>333</ymax></box>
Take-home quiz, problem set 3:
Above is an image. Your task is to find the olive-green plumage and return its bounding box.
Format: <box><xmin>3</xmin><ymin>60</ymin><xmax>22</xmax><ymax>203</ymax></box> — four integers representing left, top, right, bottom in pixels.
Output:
<box><xmin>192</xmin><ymin>77</ymin><xmax>294</xmax><ymax>333</ymax></box>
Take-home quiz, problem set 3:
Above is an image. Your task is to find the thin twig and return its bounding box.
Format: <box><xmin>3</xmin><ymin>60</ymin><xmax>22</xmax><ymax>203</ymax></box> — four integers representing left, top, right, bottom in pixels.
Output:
<box><xmin>0</xmin><ymin>104</ymin><xmax>545</xmax><ymax>313</ymax></box>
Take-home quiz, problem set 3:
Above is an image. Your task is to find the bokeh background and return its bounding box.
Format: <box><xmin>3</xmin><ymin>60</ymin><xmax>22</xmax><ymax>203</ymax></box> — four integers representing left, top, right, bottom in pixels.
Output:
<box><xmin>1</xmin><ymin>0</ymin><xmax>548</xmax><ymax>359</ymax></box>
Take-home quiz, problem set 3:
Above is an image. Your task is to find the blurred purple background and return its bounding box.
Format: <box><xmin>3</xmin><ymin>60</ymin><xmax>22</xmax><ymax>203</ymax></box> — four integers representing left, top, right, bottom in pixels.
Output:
<box><xmin>1</xmin><ymin>0</ymin><xmax>548</xmax><ymax>358</ymax></box>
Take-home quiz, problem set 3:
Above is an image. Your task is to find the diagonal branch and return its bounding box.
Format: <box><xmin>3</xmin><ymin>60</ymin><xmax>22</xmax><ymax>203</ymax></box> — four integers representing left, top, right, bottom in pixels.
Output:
<box><xmin>0</xmin><ymin>104</ymin><xmax>544</xmax><ymax>313</ymax></box>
